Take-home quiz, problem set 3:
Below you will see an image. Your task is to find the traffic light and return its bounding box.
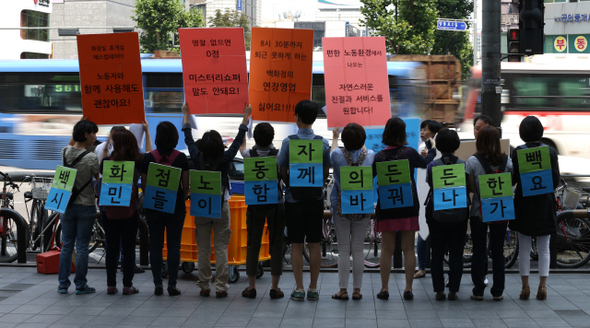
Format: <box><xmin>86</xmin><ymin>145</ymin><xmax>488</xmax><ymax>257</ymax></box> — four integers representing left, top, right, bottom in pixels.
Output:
<box><xmin>519</xmin><ymin>0</ymin><xmax>544</xmax><ymax>55</ymax></box>
<box><xmin>508</xmin><ymin>29</ymin><xmax>521</xmax><ymax>62</ymax></box>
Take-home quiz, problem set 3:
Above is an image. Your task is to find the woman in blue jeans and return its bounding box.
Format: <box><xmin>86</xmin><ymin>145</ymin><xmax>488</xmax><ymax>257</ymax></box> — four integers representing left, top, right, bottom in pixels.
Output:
<box><xmin>466</xmin><ymin>125</ymin><xmax>513</xmax><ymax>301</ymax></box>
<box><xmin>58</xmin><ymin>120</ymin><xmax>100</xmax><ymax>295</ymax></box>
<box><xmin>141</xmin><ymin>122</ymin><xmax>190</xmax><ymax>296</ymax></box>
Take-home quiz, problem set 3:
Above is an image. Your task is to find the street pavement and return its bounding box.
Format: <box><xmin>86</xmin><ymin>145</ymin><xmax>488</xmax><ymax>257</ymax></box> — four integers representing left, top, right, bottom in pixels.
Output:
<box><xmin>0</xmin><ymin>261</ymin><xmax>589</xmax><ymax>328</ymax></box>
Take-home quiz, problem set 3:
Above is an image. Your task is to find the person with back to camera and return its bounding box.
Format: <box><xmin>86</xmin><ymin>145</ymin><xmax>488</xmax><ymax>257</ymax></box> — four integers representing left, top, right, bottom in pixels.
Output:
<box><xmin>239</xmin><ymin>122</ymin><xmax>286</xmax><ymax>299</ymax></box>
<box><xmin>373</xmin><ymin>117</ymin><xmax>436</xmax><ymax>301</ymax></box>
<box><xmin>510</xmin><ymin>116</ymin><xmax>560</xmax><ymax>301</ymax></box>
<box><xmin>330</xmin><ymin>123</ymin><xmax>375</xmax><ymax>301</ymax></box>
<box><xmin>466</xmin><ymin>125</ymin><xmax>513</xmax><ymax>301</ymax></box>
<box><xmin>426</xmin><ymin>128</ymin><xmax>468</xmax><ymax>301</ymax></box>
<box><xmin>182</xmin><ymin>102</ymin><xmax>251</xmax><ymax>298</ymax></box>
<box><xmin>415</xmin><ymin>119</ymin><xmax>442</xmax><ymax>279</ymax></box>
<box><xmin>101</xmin><ymin>129</ymin><xmax>143</xmax><ymax>295</ymax></box>
<box><xmin>277</xmin><ymin>100</ymin><xmax>331</xmax><ymax>301</ymax></box>
<box><xmin>58</xmin><ymin>120</ymin><xmax>100</xmax><ymax>295</ymax></box>
<box><xmin>141</xmin><ymin>121</ymin><xmax>190</xmax><ymax>296</ymax></box>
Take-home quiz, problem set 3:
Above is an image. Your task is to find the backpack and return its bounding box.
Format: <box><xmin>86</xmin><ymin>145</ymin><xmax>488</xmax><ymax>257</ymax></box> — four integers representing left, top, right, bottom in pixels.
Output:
<box><xmin>425</xmin><ymin>156</ymin><xmax>469</xmax><ymax>223</ymax></box>
<box><xmin>287</xmin><ymin>134</ymin><xmax>325</xmax><ymax>202</ymax></box>
<box><xmin>102</xmin><ymin>159</ymin><xmax>140</xmax><ymax>220</ymax></box>
<box><xmin>152</xmin><ymin>149</ymin><xmax>180</xmax><ymax>166</ymax></box>
<box><xmin>335</xmin><ymin>148</ymin><xmax>370</xmax><ymax>221</ymax></box>
<box><xmin>62</xmin><ymin>148</ymin><xmax>92</xmax><ymax>206</ymax></box>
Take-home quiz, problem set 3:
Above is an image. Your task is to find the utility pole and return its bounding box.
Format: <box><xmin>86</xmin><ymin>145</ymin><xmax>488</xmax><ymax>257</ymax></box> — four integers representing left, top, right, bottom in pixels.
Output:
<box><xmin>473</xmin><ymin>0</ymin><xmax>478</xmax><ymax>66</ymax></box>
<box><xmin>481</xmin><ymin>0</ymin><xmax>502</xmax><ymax>133</ymax></box>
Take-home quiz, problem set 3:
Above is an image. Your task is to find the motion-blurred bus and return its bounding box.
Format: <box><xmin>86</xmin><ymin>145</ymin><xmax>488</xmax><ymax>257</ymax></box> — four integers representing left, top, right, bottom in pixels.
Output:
<box><xmin>0</xmin><ymin>58</ymin><xmax>426</xmax><ymax>170</ymax></box>
<box><xmin>461</xmin><ymin>56</ymin><xmax>590</xmax><ymax>159</ymax></box>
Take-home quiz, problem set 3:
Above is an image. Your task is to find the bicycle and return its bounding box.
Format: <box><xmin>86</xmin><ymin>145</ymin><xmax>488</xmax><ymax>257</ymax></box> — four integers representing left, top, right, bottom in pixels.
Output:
<box><xmin>22</xmin><ymin>175</ymin><xmax>52</xmax><ymax>251</ymax></box>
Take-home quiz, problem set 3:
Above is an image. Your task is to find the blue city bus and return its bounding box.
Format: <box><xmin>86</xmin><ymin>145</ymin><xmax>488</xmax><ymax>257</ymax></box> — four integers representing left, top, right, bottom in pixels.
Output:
<box><xmin>0</xmin><ymin>58</ymin><xmax>424</xmax><ymax>169</ymax></box>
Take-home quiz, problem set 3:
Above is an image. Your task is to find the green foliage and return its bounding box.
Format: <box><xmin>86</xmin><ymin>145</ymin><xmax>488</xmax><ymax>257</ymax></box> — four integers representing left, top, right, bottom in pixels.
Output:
<box><xmin>208</xmin><ymin>9</ymin><xmax>252</xmax><ymax>50</ymax></box>
<box><xmin>360</xmin><ymin>0</ymin><xmax>437</xmax><ymax>54</ymax></box>
<box><xmin>132</xmin><ymin>0</ymin><xmax>204</xmax><ymax>53</ymax></box>
<box><xmin>431</xmin><ymin>0</ymin><xmax>474</xmax><ymax>77</ymax></box>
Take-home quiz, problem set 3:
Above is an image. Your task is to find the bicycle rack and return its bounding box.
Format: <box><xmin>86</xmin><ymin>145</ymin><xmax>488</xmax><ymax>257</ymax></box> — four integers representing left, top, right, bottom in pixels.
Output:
<box><xmin>0</xmin><ymin>208</ymin><xmax>28</xmax><ymax>263</ymax></box>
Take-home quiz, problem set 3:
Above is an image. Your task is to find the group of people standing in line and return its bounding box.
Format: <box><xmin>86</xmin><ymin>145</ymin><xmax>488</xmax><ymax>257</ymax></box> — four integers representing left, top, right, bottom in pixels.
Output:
<box><xmin>56</xmin><ymin>99</ymin><xmax>559</xmax><ymax>303</ymax></box>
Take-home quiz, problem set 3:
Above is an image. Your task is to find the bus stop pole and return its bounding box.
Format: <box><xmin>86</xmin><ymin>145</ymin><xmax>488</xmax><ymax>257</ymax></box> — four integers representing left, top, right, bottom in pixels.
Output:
<box><xmin>481</xmin><ymin>0</ymin><xmax>503</xmax><ymax>136</ymax></box>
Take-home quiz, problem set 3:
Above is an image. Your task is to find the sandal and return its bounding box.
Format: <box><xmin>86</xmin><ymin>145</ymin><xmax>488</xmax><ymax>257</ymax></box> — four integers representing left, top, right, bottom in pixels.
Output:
<box><xmin>331</xmin><ymin>291</ymin><xmax>349</xmax><ymax>300</ymax></box>
<box><xmin>352</xmin><ymin>292</ymin><xmax>362</xmax><ymax>300</ymax></box>
<box><xmin>414</xmin><ymin>270</ymin><xmax>426</xmax><ymax>279</ymax></box>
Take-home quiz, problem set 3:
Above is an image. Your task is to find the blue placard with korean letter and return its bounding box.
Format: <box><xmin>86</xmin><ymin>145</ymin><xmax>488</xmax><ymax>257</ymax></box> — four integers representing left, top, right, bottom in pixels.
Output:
<box><xmin>377</xmin><ymin>183</ymin><xmax>413</xmax><ymax>209</ymax></box>
<box><xmin>190</xmin><ymin>170</ymin><xmax>222</xmax><ymax>218</ymax></box>
<box><xmin>433</xmin><ymin>187</ymin><xmax>468</xmax><ymax>210</ymax></box>
<box><xmin>520</xmin><ymin>170</ymin><xmax>553</xmax><ymax>197</ymax></box>
<box><xmin>45</xmin><ymin>166</ymin><xmax>77</xmax><ymax>214</ymax></box>
<box><xmin>144</xmin><ymin>163</ymin><xmax>181</xmax><ymax>214</ymax></box>
<box><xmin>99</xmin><ymin>160</ymin><xmax>134</xmax><ymax>207</ymax></box>
<box><xmin>481</xmin><ymin>196</ymin><xmax>515</xmax><ymax>222</ymax></box>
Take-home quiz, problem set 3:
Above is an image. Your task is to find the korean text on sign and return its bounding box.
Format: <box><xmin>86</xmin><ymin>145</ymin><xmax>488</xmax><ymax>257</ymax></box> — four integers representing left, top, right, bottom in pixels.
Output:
<box><xmin>45</xmin><ymin>166</ymin><xmax>78</xmax><ymax>214</ymax></box>
<box><xmin>322</xmin><ymin>37</ymin><xmax>391</xmax><ymax>129</ymax></box>
<box><xmin>431</xmin><ymin>164</ymin><xmax>468</xmax><ymax>211</ymax></box>
<box><xmin>479</xmin><ymin>172</ymin><xmax>515</xmax><ymax>222</ymax></box>
<box><xmin>190</xmin><ymin>170</ymin><xmax>222</xmax><ymax>218</ymax></box>
<box><xmin>249</xmin><ymin>27</ymin><xmax>314</xmax><ymax>122</ymax></box>
<box><xmin>340</xmin><ymin>166</ymin><xmax>373</xmax><ymax>214</ymax></box>
<box><xmin>99</xmin><ymin>160</ymin><xmax>135</xmax><ymax>207</ymax></box>
<box><xmin>376</xmin><ymin>159</ymin><xmax>413</xmax><ymax>209</ymax></box>
<box><xmin>244</xmin><ymin>157</ymin><xmax>279</xmax><ymax>205</ymax></box>
<box><xmin>289</xmin><ymin>139</ymin><xmax>323</xmax><ymax>187</ymax></box>
<box><xmin>517</xmin><ymin>146</ymin><xmax>553</xmax><ymax>197</ymax></box>
<box><xmin>144</xmin><ymin>163</ymin><xmax>181</xmax><ymax>214</ymax></box>
<box><xmin>179</xmin><ymin>28</ymin><xmax>248</xmax><ymax>115</ymax></box>
<box><xmin>76</xmin><ymin>32</ymin><xmax>144</xmax><ymax>124</ymax></box>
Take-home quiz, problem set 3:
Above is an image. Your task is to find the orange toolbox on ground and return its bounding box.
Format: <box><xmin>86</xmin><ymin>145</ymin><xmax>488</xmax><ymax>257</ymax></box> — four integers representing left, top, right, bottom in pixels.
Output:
<box><xmin>36</xmin><ymin>248</ymin><xmax>75</xmax><ymax>274</ymax></box>
<box><xmin>164</xmin><ymin>196</ymin><xmax>271</xmax><ymax>282</ymax></box>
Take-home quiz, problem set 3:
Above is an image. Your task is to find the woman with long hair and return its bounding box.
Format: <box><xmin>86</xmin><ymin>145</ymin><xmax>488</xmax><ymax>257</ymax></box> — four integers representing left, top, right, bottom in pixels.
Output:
<box><xmin>466</xmin><ymin>125</ymin><xmax>513</xmax><ymax>301</ymax></box>
<box><xmin>373</xmin><ymin>117</ymin><xmax>435</xmax><ymax>301</ymax></box>
<box><xmin>101</xmin><ymin>129</ymin><xmax>143</xmax><ymax>295</ymax></box>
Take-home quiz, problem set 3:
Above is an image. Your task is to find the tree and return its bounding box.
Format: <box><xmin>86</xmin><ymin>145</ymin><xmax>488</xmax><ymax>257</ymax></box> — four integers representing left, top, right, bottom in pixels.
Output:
<box><xmin>431</xmin><ymin>0</ymin><xmax>474</xmax><ymax>77</ymax></box>
<box><xmin>208</xmin><ymin>9</ymin><xmax>251</xmax><ymax>50</ymax></box>
<box><xmin>360</xmin><ymin>0</ymin><xmax>438</xmax><ymax>54</ymax></box>
<box><xmin>132</xmin><ymin>0</ymin><xmax>204</xmax><ymax>53</ymax></box>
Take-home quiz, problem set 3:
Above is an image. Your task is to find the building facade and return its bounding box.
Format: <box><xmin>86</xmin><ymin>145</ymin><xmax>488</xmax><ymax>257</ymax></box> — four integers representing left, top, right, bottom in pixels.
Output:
<box><xmin>189</xmin><ymin>0</ymin><xmax>261</xmax><ymax>28</ymax></box>
<box><xmin>0</xmin><ymin>0</ymin><xmax>53</xmax><ymax>59</ymax></box>
<box><xmin>544</xmin><ymin>1</ymin><xmax>590</xmax><ymax>54</ymax></box>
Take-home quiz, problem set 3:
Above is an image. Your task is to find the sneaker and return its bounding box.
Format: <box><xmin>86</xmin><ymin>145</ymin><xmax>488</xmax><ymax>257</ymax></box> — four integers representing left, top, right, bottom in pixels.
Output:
<box><xmin>448</xmin><ymin>292</ymin><xmax>458</xmax><ymax>301</ymax></box>
<box><xmin>306</xmin><ymin>288</ymin><xmax>319</xmax><ymax>301</ymax></box>
<box><xmin>168</xmin><ymin>286</ymin><xmax>181</xmax><ymax>296</ymax></box>
<box><xmin>154</xmin><ymin>285</ymin><xmax>164</xmax><ymax>296</ymax></box>
<box><xmin>75</xmin><ymin>285</ymin><xmax>96</xmax><ymax>295</ymax></box>
<box><xmin>107</xmin><ymin>286</ymin><xmax>118</xmax><ymax>295</ymax></box>
<box><xmin>484</xmin><ymin>276</ymin><xmax>489</xmax><ymax>286</ymax></box>
<box><xmin>290</xmin><ymin>289</ymin><xmax>305</xmax><ymax>301</ymax></box>
<box><xmin>123</xmin><ymin>286</ymin><xmax>139</xmax><ymax>295</ymax></box>
<box><xmin>470</xmin><ymin>294</ymin><xmax>484</xmax><ymax>301</ymax></box>
<box><xmin>435</xmin><ymin>292</ymin><xmax>446</xmax><ymax>301</ymax></box>
<box><xmin>270</xmin><ymin>288</ymin><xmax>285</xmax><ymax>299</ymax></box>
<box><xmin>493</xmin><ymin>295</ymin><xmax>504</xmax><ymax>301</ymax></box>
<box><xmin>57</xmin><ymin>286</ymin><xmax>68</xmax><ymax>294</ymax></box>
<box><xmin>242</xmin><ymin>287</ymin><xmax>257</xmax><ymax>299</ymax></box>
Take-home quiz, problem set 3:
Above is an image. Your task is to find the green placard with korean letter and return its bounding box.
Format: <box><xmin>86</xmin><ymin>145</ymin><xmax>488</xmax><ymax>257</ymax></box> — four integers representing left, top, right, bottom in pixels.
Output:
<box><xmin>244</xmin><ymin>157</ymin><xmax>278</xmax><ymax>181</ymax></box>
<box><xmin>190</xmin><ymin>170</ymin><xmax>222</xmax><ymax>195</ymax></box>
<box><xmin>341</xmin><ymin>166</ymin><xmax>373</xmax><ymax>190</ymax></box>
<box><xmin>479</xmin><ymin>172</ymin><xmax>512</xmax><ymax>199</ymax></box>
<box><xmin>517</xmin><ymin>146</ymin><xmax>551</xmax><ymax>173</ymax></box>
<box><xmin>432</xmin><ymin>164</ymin><xmax>466</xmax><ymax>189</ymax></box>
<box><xmin>289</xmin><ymin>139</ymin><xmax>323</xmax><ymax>163</ymax></box>
<box><xmin>102</xmin><ymin>160</ymin><xmax>135</xmax><ymax>184</ymax></box>
<box><xmin>376</xmin><ymin>160</ymin><xmax>411</xmax><ymax>186</ymax></box>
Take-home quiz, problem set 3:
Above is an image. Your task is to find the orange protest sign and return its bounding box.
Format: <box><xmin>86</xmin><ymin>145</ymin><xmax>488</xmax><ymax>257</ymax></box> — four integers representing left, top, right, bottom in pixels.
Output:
<box><xmin>76</xmin><ymin>32</ymin><xmax>144</xmax><ymax>125</ymax></box>
<box><xmin>322</xmin><ymin>37</ymin><xmax>391</xmax><ymax>128</ymax></box>
<box><xmin>179</xmin><ymin>28</ymin><xmax>248</xmax><ymax>115</ymax></box>
<box><xmin>249</xmin><ymin>27</ymin><xmax>314</xmax><ymax>122</ymax></box>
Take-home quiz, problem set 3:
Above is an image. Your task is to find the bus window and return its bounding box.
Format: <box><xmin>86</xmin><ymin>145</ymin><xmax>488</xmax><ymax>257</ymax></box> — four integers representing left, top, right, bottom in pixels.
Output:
<box><xmin>143</xmin><ymin>73</ymin><xmax>184</xmax><ymax>113</ymax></box>
<box><xmin>559</xmin><ymin>77</ymin><xmax>590</xmax><ymax>109</ymax></box>
<box><xmin>512</xmin><ymin>76</ymin><xmax>551</xmax><ymax>108</ymax></box>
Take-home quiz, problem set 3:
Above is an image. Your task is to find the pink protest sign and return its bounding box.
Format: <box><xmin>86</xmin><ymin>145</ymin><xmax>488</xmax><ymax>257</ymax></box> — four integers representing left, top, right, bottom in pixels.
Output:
<box><xmin>179</xmin><ymin>28</ymin><xmax>248</xmax><ymax>114</ymax></box>
<box><xmin>322</xmin><ymin>37</ymin><xmax>391</xmax><ymax>128</ymax></box>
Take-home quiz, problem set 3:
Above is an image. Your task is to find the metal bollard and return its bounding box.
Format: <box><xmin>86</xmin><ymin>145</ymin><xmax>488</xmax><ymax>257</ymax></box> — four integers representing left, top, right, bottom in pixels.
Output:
<box><xmin>0</xmin><ymin>208</ymin><xmax>28</xmax><ymax>263</ymax></box>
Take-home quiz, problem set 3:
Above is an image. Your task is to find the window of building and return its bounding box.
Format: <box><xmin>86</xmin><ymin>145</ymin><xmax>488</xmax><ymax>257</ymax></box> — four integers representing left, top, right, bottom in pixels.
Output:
<box><xmin>20</xmin><ymin>10</ymin><xmax>48</xmax><ymax>42</ymax></box>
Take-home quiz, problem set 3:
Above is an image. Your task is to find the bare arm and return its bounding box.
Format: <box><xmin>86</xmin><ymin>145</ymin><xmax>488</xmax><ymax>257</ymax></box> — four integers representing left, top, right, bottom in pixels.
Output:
<box><xmin>330</xmin><ymin>128</ymin><xmax>340</xmax><ymax>153</ymax></box>
<box><xmin>181</xmin><ymin>170</ymin><xmax>190</xmax><ymax>200</ymax></box>
<box><xmin>467</xmin><ymin>173</ymin><xmax>476</xmax><ymax>195</ymax></box>
<box><xmin>239</xmin><ymin>137</ymin><xmax>247</xmax><ymax>155</ymax></box>
<box><xmin>143</xmin><ymin>120</ymin><xmax>153</xmax><ymax>152</ymax></box>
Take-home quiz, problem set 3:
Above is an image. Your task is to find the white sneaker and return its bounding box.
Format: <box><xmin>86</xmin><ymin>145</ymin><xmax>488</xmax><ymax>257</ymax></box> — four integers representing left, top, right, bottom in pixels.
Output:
<box><xmin>484</xmin><ymin>276</ymin><xmax>489</xmax><ymax>286</ymax></box>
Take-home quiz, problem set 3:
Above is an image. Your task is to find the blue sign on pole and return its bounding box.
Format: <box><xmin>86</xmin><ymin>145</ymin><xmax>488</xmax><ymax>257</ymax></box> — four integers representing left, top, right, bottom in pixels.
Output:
<box><xmin>237</xmin><ymin>0</ymin><xmax>242</xmax><ymax>11</ymax></box>
<box><xmin>437</xmin><ymin>20</ymin><xmax>468</xmax><ymax>31</ymax></box>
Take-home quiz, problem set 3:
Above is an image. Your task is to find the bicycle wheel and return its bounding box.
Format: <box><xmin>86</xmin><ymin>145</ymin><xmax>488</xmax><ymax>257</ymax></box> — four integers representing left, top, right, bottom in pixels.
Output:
<box><xmin>504</xmin><ymin>229</ymin><xmax>518</xmax><ymax>268</ymax></box>
<box><xmin>0</xmin><ymin>216</ymin><xmax>21</xmax><ymax>262</ymax></box>
<box><xmin>364</xmin><ymin>219</ymin><xmax>380</xmax><ymax>268</ymax></box>
<box><xmin>554</xmin><ymin>217</ymin><xmax>590</xmax><ymax>268</ymax></box>
<box><xmin>29</xmin><ymin>200</ymin><xmax>47</xmax><ymax>251</ymax></box>
<box><xmin>54</xmin><ymin>218</ymin><xmax>105</xmax><ymax>253</ymax></box>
